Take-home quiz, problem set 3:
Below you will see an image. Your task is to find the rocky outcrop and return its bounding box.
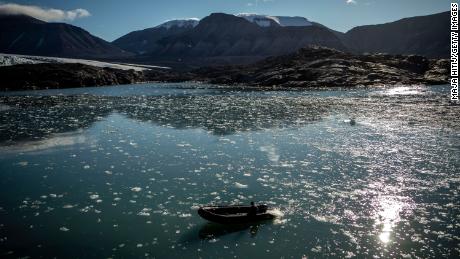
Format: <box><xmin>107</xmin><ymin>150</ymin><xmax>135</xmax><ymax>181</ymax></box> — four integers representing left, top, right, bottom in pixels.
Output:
<box><xmin>147</xmin><ymin>46</ymin><xmax>448</xmax><ymax>88</ymax></box>
<box><xmin>0</xmin><ymin>47</ymin><xmax>448</xmax><ymax>91</ymax></box>
<box><xmin>0</xmin><ymin>63</ymin><xmax>144</xmax><ymax>91</ymax></box>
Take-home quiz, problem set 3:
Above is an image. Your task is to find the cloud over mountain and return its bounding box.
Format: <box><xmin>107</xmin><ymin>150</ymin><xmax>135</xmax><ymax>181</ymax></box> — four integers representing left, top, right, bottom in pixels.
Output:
<box><xmin>0</xmin><ymin>3</ymin><xmax>90</xmax><ymax>22</ymax></box>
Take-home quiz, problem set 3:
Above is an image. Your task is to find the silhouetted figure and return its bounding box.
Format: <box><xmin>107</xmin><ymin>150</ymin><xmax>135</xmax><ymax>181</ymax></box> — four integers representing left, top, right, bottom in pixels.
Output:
<box><xmin>248</xmin><ymin>201</ymin><xmax>257</xmax><ymax>217</ymax></box>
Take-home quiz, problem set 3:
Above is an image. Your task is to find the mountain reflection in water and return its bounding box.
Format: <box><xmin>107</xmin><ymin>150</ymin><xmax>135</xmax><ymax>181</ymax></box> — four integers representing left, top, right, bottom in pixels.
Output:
<box><xmin>0</xmin><ymin>94</ymin><xmax>333</xmax><ymax>145</ymax></box>
<box><xmin>0</xmin><ymin>84</ymin><xmax>458</xmax><ymax>258</ymax></box>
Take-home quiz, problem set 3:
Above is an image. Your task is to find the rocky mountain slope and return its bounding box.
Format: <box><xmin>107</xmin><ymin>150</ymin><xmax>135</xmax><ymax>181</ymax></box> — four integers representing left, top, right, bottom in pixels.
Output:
<box><xmin>112</xmin><ymin>19</ymin><xmax>199</xmax><ymax>54</ymax></box>
<box><xmin>343</xmin><ymin>11</ymin><xmax>449</xmax><ymax>58</ymax></box>
<box><xmin>0</xmin><ymin>14</ymin><xmax>130</xmax><ymax>59</ymax></box>
<box><xmin>141</xmin><ymin>13</ymin><xmax>345</xmax><ymax>66</ymax></box>
<box><xmin>148</xmin><ymin>46</ymin><xmax>448</xmax><ymax>88</ymax></box>
<box><xmin>114</xmin><ymin>11</ymin><xmax>449</xmax><ymax>67</ymax></box>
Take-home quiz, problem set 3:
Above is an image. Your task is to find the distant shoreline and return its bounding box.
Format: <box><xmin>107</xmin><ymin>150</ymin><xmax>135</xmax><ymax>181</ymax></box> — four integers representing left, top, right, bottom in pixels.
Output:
<box><xmin>0</xmin><ymin>47</ymin><xmax>449</xmax><ymax>91</ymax></box>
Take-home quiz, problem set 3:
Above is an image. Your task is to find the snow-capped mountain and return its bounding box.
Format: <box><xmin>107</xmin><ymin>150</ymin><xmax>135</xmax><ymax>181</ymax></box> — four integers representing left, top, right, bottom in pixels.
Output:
<box><xmin>156</xmin><ymin>18</ymin><xmax>200</xmax><ymax>29</ymax></box>
<box><xmin>113</xmin><ymin>18</ymin><xmax>199</xmax><ymax>54</ymax></box>
<box><xmin>145</xmin><ymin>13</ymin><xmax>345</xmax><ymax>66</ymax></box>
<box><xmin>113</xmin><ymin>14</ymin><xmax>318</xmax><ymax>54</ymax></box>
<box><xmin>236</xmin><ymin>13</ymin><xmax>312</xmax><ymax>27</ymax></box>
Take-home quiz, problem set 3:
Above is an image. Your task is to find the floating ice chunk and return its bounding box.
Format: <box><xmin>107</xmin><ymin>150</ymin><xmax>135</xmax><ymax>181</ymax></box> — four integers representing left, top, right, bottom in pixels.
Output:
<box><xmin>83</xmin><ymin>165</ymin><xmax>90</xmax><ymax>169</ymax></box>
<box><xmin>59</xmin><ymin>227</ymin><xmax>70</xmax><ymax>232</ymax></box>
<box><xmin>311</xmin><ymin>245</ymin><xmax>322</xmax><ymax>253</ymax></box>
<box><xmin>131</xmin><ymin>187</ymin><xmax>142</xmax><ymax>192</ymax></box>
<box><xmin>138</xmin><ymin>208</ymin><xmax>152</xmax><ymax>216</ymax></box>
<box><xmin>18</xmin><ymin>161</ymin><xmax>29</xmax><ymax>166</ymax></box>
<box><xmin>89</xmin><ymin>194</ymin><xmax>99</xmax><ymax>200</ymax></box>
<box><xmin>235</xmin><ymin>182</ymin><xmax>248</xmax><ymax>189</ymax></box>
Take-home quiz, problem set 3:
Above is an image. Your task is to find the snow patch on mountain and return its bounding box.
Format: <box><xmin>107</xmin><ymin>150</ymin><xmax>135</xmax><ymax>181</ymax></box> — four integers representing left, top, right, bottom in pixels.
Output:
<box><xmin>0</xmin><ymin>53</ymin><xmax>170</xmax><ymax>71</ymax></box>
<box><xmin>236</xmin><ymin>13</ymin><xmax>312</xmax><ymax>27</ymax></box>
<box><xmin>156</xmin><ymin>18</ymin><xmax>200</xmax><ymax>29</ymax></box>
<box><xmin>236</xmin><ymin>13</ymin><xmax>279</xmax><ymax>27</ymax></box>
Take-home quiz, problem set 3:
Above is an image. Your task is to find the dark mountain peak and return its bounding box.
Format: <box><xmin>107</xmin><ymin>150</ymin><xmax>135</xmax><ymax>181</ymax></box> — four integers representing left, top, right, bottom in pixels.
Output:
<box><xmin>344</xmin><ymin>11</ymin><xmax>449</xmax><ymax>58</ymax></box>
<box><xmin>0</xmin><ymin>13</ymin><xmax>130</xmax><ymax>58</ymax></box>
<box><xmin>199</xmin><ymin>13</ymin><xmax>255</xmax><ymax>27</ymax></box>
<box><xmin>204</xmin><ymin>13</ymin><xmax>239</xmax><ymax>21</ymax></box>
<box><xmin>0</xmin><ymin>13</ymin><xmax>45</xmax><ymax>24</ymax></box>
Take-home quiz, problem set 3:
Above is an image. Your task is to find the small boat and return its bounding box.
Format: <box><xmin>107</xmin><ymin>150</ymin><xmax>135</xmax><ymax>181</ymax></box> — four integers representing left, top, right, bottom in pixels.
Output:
<box><xmin>198</xmin><ymin>204</ymin><xmax>275</xmax><ymax>224</ymax></box>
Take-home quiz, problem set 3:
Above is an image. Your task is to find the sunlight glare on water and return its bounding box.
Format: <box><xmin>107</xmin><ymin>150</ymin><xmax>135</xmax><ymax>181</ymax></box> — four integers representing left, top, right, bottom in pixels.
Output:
<box><xmin>0</xmin><ymin>83</ymin><xmax>458</xmax><ymax>258</ymax></box>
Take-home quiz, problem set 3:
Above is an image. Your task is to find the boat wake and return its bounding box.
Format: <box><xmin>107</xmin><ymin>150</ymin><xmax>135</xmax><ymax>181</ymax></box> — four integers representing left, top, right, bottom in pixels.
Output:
<box><xmin>267</xmin><ymin>208</ymin><xmax>287</xmax><ymax>224</ymax></box>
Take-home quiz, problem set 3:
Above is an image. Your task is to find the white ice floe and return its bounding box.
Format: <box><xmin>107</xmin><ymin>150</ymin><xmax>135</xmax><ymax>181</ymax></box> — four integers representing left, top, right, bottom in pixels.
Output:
<box><xmin>18</xmin><ymin>161</ymin><xmax>29</xmax><ymax>166</ymax></box>
<box><xmin>131</xmin><ymin>187</ymin><xmax>142</xmax><ymax>192</ymax></box>
<box><xmin>138</xmin><ymin>208</ymin><xmax>152</xmax><ymax>216</ymax></box>
<box><xmin>234</xmin><ymin>182</ymin><xmax>248</xmax><ymax>189</ymax></box>
<box><xmin>89</xmin><ymin>194</ymin><xmax>99</xmax><ymax>200</ymax></box>
<box><xmin>59</xmin><ymin>226</ymin><xmax>70</xmax><ymax>232</ymax></box>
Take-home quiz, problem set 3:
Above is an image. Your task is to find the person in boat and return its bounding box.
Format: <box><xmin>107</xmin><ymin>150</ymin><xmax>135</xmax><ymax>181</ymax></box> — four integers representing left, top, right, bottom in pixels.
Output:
<box><xmin>248</xmin><ymin>201</ymin><xmax>258</xmax><ymax>216</ymax></box>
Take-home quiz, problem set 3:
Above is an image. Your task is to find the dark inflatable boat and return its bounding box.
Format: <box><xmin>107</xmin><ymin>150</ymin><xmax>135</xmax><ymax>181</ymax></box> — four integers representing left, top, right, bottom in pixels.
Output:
<box><xmin>197</xmin><ymin>204</ymin><xmax>275</xmax><ymax>224</ymax></box>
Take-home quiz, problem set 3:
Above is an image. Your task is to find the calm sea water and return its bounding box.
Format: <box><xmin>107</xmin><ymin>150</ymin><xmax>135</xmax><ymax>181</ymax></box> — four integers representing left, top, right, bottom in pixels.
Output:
<box><xmin>0</xmin><ymin>83</ymin><xmax>459</xmax><ymax>258</ymax></box>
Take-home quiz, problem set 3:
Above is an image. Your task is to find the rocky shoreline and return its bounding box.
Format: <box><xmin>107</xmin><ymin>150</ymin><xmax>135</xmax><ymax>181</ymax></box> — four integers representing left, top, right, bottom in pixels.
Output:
<box><xmin>156</xmin><ymin>47</ymin><xmax>448</xmax><ymax>88</ymax></box>
<box><xmin>0</xmin><ymin>63</ymin><xmax>144</xmax><ymax>91</ymax></box>
<box><xmin>0</xmin><ymin>47</ymin><xmax>449</xmax><ymax>91</ymax></box>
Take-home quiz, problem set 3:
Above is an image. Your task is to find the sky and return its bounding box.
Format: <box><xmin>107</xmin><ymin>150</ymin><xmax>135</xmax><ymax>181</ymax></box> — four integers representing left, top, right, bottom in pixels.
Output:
<box><xmin>0</xmin><ymin>0</ymin><xmax>452</xmax><ymax>42</ymax></box>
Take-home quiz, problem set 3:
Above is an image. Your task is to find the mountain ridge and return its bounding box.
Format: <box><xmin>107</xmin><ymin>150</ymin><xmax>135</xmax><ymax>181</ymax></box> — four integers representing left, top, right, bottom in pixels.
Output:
<box><xmin>136</xmin><ymin>13</ymin><xmax>346</xmax><ymax>67</ymax></box>
<box><xmin>0</xmin><ymin>14</ymin><xmax>131</xmax><ymax>59</ymax></box>
<box><xmin>343</xmin><ymin>11</ymin><xmax>449</xmax><ymax>58</ymax></box>
<box><xmin>0</xmin><ymin>10</ymin><xmax>450</xmax><ymax>66</ymax></box>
